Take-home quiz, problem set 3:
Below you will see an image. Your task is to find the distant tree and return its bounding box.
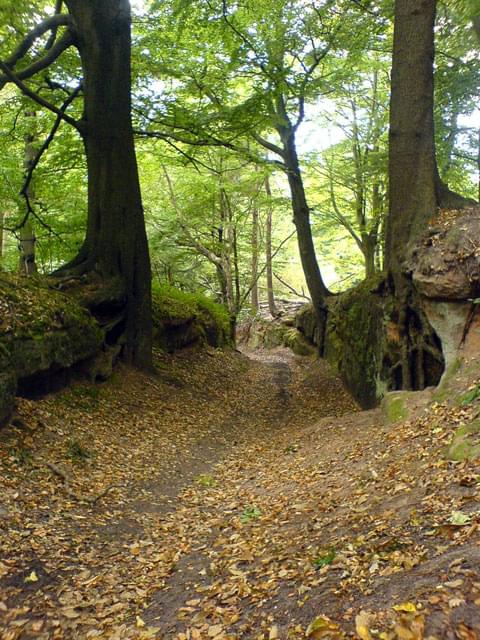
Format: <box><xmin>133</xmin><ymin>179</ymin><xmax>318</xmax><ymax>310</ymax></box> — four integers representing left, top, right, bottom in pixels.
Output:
<box><xmin>138</xmin><ymin>0</ymin><xmax>364</xmax><ymax>344</ymax></box>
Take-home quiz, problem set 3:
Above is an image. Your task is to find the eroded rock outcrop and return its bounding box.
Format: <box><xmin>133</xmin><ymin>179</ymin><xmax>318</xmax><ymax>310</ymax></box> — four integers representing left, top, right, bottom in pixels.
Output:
<box><xmin>0</xmin><ymin>275</ymin><xmax>103</xmax><ymax>423</ymax></box>
<box><xmin>0</xmin><ymin>276</ymin><xmax>232</xmax><ymax>425</ymax></box>
<box><xmin>410</xmin><ymin>207</ymin><xmax>480</xmax><ymax>378</ymax></box>
<box><xmin>291</xmin><ymin>208</ymin><xmax>480</xmax><ymax>408</ymax></box>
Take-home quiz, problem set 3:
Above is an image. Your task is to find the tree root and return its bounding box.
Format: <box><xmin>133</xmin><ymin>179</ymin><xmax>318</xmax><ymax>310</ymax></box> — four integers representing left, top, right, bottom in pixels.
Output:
<box><xmin>38</xmin><ymin>459</ymin><xmax>124</xmax><ymax>505</ymax></box>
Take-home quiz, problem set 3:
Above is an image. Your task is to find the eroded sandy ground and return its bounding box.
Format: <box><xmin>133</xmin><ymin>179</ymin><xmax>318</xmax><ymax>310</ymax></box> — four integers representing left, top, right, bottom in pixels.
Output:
<box><xmin>1</xmin><ymin>347</ymin><xmax>479</xmax><ymax>639</ymax></box>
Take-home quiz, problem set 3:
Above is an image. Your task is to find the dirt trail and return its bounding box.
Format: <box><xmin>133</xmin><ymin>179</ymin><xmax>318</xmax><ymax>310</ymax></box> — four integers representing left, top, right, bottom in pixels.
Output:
<box><xmin>1</xmin><ymin>347</ymin><xmax>480</xmax><ymax>639</ymax></box>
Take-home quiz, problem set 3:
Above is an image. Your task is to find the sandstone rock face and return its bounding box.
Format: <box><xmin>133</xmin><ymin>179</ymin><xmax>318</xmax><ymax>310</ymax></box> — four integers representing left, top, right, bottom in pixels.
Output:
<box><xmin>411</xmin><ymin>209</ymin><xmax>480</xmax><ymax>300</ymax></box>
<box><xmin>422</xmin><ymin>300</ymin><xmax>470</xmax><ymax>377</ymax></box>
<box><xmin>292</xmin><ymin>277</ymin><xmax>444</xmax><ymax>409</ymax></box>
<box><xmin>410</xmin><ymin>208</ymin><xmax>480</xmax><ymax>384</ymax></box>
<box><xmin>0</xmin><ymin>276</ymin><xmax>103</xmax><ymax>425</ymax></box>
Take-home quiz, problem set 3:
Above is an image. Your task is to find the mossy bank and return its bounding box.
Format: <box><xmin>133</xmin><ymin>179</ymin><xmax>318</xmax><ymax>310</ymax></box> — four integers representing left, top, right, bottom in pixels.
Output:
<box><xmin>0</xmin><ymin>276</ymin><xmax>232</xmax><ymax>425</ymax></box>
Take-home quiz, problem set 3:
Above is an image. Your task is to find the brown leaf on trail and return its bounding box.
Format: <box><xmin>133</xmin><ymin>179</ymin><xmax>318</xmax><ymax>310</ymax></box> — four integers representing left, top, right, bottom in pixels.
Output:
<box><xmin>2</xmin><ymin>346</ymin><xmax>480</xmax><ymax>639</ymax></box>
<box><xmin>306</xmin><ymin>615</ymin><xmax>345</xmax><ymax>639</ymax></box>
<box><xmin>393</xmin><ymin>609</ymin><xmax>425</xmax><ymax>640</ymax></box>
<box><xmin>355</xmin><ymin>610</ymin><xmax>373</xmax><ymax>640</ymax></box>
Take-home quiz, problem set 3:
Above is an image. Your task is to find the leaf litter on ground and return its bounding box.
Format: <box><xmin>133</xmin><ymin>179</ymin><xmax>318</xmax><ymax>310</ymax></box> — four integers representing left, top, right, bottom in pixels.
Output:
<box><xmin>0</xmin><ymin>346</ymin><xmax>480</xmax><ymax>638</ymax></box>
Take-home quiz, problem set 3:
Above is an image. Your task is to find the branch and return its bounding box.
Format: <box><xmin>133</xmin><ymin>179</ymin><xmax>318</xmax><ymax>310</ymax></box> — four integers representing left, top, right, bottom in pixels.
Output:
<box><xmin>238</xmin><ymin>230</ymin><xmax>296</xmax><ymax>308</ymax></box>
<box><xmin>40</xmin><ymin>459</ymin><xmax>124</xmax><ymax>505</ymax></box>
<box><xmin>21</xmin><ymin>84</ymin><xmax>83</xmax><ymax>201</ymax></box>
<box><xmin>274</xmin><ymin>272</ymin><xmax>310</xmax><ymax>300</ymax></box>
<box><xmin>0</xmin><ymin>62</ymin><xmax>82</xmax><ymax>132</ymax></box>
<box><xmin>45</xmin><ymin>2</ymin><xmax>65</xmax><ymax>50</ymax></box>
<box><xmin>0</xmin><ymin>31</ymin><xmax>75</xmax><ymax>91</ymax></box>
<box><xmin>252</xmin><ymin>133</ymin><xmax>286</xmax><ymax>159</ymax></box>
<box><xmin>3</xmin><ymin>14</ymin><xmax>71</xmax><ymax>70</ymax></box>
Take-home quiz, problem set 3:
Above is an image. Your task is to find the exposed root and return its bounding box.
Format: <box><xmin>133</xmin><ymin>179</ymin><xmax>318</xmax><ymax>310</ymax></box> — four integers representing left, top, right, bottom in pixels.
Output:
<box><xmin>38</xmin><ymin>458</ymin><xmax>124</xmax><ymax>505</ymax></box>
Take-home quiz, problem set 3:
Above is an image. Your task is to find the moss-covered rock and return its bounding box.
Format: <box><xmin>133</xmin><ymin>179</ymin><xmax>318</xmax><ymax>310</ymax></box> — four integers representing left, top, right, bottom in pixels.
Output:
<box><xmin>445</xmin><ymin>420</ymin><xmax>480</xmax><ymax>461</ymax></box>
<box><xmin>152</xmin><ymin>285</ymin><xmax>232</xmax><ymax>352</ymax></box>
<box><xmin>238</xmin><ymin>315</ymin><xmax>313</xmax><ymax>354</ymax></box>
<box><xmin>0</xmin><ymin>373</ymin><xmax>16</xmax><ymax>425</ymax></box>
<box><xmin>382</xmin><ymin>392</ymin><xmax>408</xmax><ymax>423</ymax></box>
<box><xmin>293</xmin><ymin>275</ymin><xmax>444</xmax><ymax>409</ymax></box>
<box><xmin>283</xmin><ymin>328</ymin><xmax>316</xmax><ymax>356</ymax></box>
<box><xmin>295</xmin><ymin>304</ymin><xmax>318</xmax><ymax>344</ymax></box>
<box><xmin>324</xmin><ymin>277</ymin><xmax>386</xmax><ymax>408</ymax></box>
<box><xmin>0</xmin><ymin>275</ymin><xmax>103</xmax><ymax>417</ymax></box>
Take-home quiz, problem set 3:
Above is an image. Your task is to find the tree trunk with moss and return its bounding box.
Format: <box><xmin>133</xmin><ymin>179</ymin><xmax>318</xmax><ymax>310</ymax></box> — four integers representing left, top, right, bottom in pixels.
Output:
<box><xmin>251</xmin><ymin>202</ymin><xmax>259</xmax><ymax>313</ymax></box>
<box><xmin>59</xmin><ymin>0</ymin><xmax>152</xmax><ymax>367</ymax></box>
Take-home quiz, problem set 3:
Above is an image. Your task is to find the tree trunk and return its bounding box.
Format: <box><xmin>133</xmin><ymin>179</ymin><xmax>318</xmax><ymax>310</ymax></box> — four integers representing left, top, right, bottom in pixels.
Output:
<box><xmin>264</xmin><ymin>176</ymin><xmax>277</xmax><ymax>317</ymax></box>
<box><xmin>219</xmin><ymin>189</ymin><xmax>235</xmax><ymax>316</ymax></box>
<box><xmin>251</xmin><ymin>202</ymin><xmax>259</xmax><ymax>313</ymax></box>
<box><xmin>362</xmin><ymin>234</ymin><xmax>376</xmax><ymax>278</ymax></box>
<box><xmin>385</xmin><ymin>0</ymin><xmax>438</xmax><ymax>277</ymax></box>
<box><xmin>61</xmin><ymin>0</ymin><xmax>152</xmax><ymax>367</ymax></box>
<box><xmin>19</xmin><ymin>113</ymin><xmax>37</xmax><ymax>275</ymax></box>
<box><xmin>386</xmin><ymin>0</ymin><xmax>476</xmax><ymax>279</ymax></box>
<box><xmin>279</xmin><ymin>126</ymin><xmax>330</xmax><ymax>348</ymax></box>
<box><xmin>0</xmin><ymin>212</ymin><xmax>4</xmax><ymax>267</ymax></box>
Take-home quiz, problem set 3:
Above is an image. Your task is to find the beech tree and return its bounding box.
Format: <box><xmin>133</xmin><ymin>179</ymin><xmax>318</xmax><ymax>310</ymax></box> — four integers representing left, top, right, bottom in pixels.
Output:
<box><xmin>138</xmin><ymin>0</ymin><xmax>359</xmax><ymax>341</ymax></box>
<box><xmin>0</xmin><ymin>0</ymin><xmax>152</xmax><ymax>367</ymax></box>
<box><xmin>385</xmin><ymin>0</ymin><xmax>477</xmax><ymax>280</ymax></box>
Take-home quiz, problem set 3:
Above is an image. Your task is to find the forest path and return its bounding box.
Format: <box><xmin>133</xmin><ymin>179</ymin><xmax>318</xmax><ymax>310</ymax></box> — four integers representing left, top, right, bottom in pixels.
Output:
<box><xmin>1</xmin><ymin>347</ymin><xmax>480</xmax><ymax>639</ymax></box>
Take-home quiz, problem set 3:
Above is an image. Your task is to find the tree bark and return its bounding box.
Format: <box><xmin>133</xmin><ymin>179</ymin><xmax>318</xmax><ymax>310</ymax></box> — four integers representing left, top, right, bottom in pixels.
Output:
<box><xmin>251</xmin><ymin>201</ymin><xmax>259</xmax><ymax>313</ymax></box>
<box><xmin>61</xmin><ymin>0</ymin><xmax>152</xmax><ymax>367</ymax></box>
<box><xmin>264</xmin><ymin>176</ymin><xmax>277</xmax><ymax>317</ymax></box>
<box><xmin>279</xmin><ymin>124</ymin><xmax>330</xmax><ymax>345</ymax></box>
<box><xmin>0</xmin><ymin>212</ymin><xmax>4</xmax><ymax>266</ymax></box>
<box><xmin>385</xmin><ymin>0</ymin><xmax>438</xmax><ymax>277</ymax></box>
<box><xmin>386</xmin><ymin>0</ymin><xmax>476</xmax><ymax>280</ymax></box>
<box><xmin>19</xmin><ymin>113</ymin><xmax>37</xmax><ymax>276</ymax></box>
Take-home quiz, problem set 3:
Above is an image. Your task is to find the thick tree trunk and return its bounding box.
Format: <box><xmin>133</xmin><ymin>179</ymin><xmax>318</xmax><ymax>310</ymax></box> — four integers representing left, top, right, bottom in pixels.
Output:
<box><xmin>61</xmin><ymin>0</ymin><xmax>152</xmax><ymax>367</ymax></box>
<box><xmin>251</xmin><ymin>203</ymin><xmax>259</xmax><ymax>313</ymax></box>
<box><xmin>280</xmin><ymin>127</ymin><xmax>330</xmax><ymax>346</ymax></box>
<box><xmin>264</xmin><ymin>176</ymin><xmax>277</xmax><ymax>317</ymax></box>
<box><xmin>385</xmin><ymin>0</ymin><xmax>438</xmax><ymax>277</ymax></box>
<box><xmin>386</xmin><ymin>0</ymin><xmax>476</xmax><ymax>279</ymax></box>
<box><xmin>362</xmin><ymin>234</ymin><xmax>376</xmax><ymax>278</ymax></box>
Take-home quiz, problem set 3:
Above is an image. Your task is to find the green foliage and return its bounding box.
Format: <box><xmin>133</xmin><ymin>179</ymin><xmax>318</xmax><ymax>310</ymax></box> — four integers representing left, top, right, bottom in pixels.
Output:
<box><xmin>460</xmin><ymin>385</ymin><xmax>480</xmax><ymax>406</ymax></box>
<box><xmin>66</xmin><ymin>438</ymin><xmax>91</xmax><ymax>464</ymax></box>
<box><xmin>0</xmin><ymin>0</ymin><xmax>478</xmax><ymax>312</ymax></box>
<box><xmin>240</xmin><ymin>505</ymin><xmax>262</xmax><ymax>524</ymax></box>
<box><xmin>196</xmin><ymin>474</ymin><xmax>217</xmax><ymax>487</ymax></box>
<box><xmin>313</xmin><ymin>548</ymin><xmax>336</xmax><ymax>569</ymax></box>
<box><xmin>152</xmin><ymin>283</ymin><xmax>231</xmax><ymax>337</ymax></box>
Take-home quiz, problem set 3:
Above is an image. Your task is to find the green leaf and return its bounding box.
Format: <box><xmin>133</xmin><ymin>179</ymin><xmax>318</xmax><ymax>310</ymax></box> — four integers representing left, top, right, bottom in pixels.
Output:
<box><xmin>449</xmin><ymin>510</ymin><xmax>471</xmax><ymax>526</ymax></box>
<box><xmin>313</xmin><ymin>547</ymin><xmax>336</xmax><ymax>569</ymax></box>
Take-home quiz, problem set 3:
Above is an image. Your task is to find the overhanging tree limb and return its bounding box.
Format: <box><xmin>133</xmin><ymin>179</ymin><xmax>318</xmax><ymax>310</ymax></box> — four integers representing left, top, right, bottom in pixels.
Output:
<box><xmin>0</xmin><ymin>31</ymin><xmax>75</xmax><ymax>91</ymax></box>
<box><xmin>3</xmin><ymin>14</ymin><xmax>71</xmax><ymax>71</ymax></box>
<box><xmin>21</xmin><ymin>83</ymin><xmax>83</xmax><ymax>205</ymax></box>
<box><xmin>0</xmin><ymin>62</ymin><xmax>82</xmax><ymax>132</ymax></box>
<box><xmin>45</xmin><ymin>2</ymin><xmax>66</xmax><ymax>50</ymax></box>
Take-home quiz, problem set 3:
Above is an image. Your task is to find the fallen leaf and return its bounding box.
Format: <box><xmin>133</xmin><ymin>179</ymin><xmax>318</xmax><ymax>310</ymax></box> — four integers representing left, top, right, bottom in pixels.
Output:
<box><xmin>392</xmin><ymin>602</ymin><xmax>417</xmax><ymax>613</ymax></box>
<box><xmin>306</xmin><ymin>615</ymin><xmax>344</xmax><ymax>639</ymax></box>
<box><xmin>24</xmin><ymin>570</ymin><xmax>38</xmax><ymax>583</ymax></box>
<box><xmin>355</xmin><ymin>610</ymin><xmax>373</xmax><ymax>640</ymax></box>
